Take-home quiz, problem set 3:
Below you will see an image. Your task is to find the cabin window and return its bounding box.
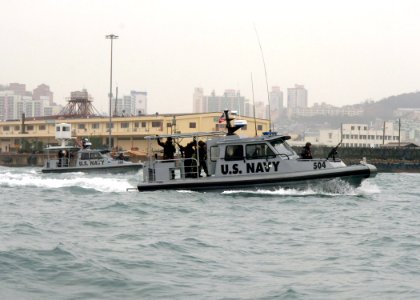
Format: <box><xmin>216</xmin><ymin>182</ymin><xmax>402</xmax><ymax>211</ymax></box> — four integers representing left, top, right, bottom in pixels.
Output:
<box><xmin>121</xmin><ymin>122</ymin><xmax>129</xmax><ymax>129</ymax></box>
<box><xmin>81</xmin><ymin>153</ymin><xmax>90</xmax><ymax>160</ymax></box>
<box><xmin>90</xmin><ymin>152</ymin><xmax>102</xmax><ymax>159</ymax></box>
<box><xmin>270</xmin><ymin>140</ymin><xmax>295</xmax><ymax>157</ymax></box>
<box><xmin>189</xmin><ymin>122</ymin><xmax>196</xmax><ymax>129</ymax></box>
<box><xmin>246</xmin><ymin>143</ymin><xmax>276</xmax><ymax>160</ymax></box>
<box><xmin>210</xmin><ymin>146</ymin><xmax>220</xmax><ymax>162</ymax></box>
<box><xmin>225</xmin><ymin>145</ymin><xmax>243</xmax><ymax>161</ymax></box>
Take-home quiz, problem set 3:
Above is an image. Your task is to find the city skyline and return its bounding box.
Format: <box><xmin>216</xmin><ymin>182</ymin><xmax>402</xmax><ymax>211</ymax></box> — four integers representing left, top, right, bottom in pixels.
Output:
<box><xmin>1</xmin><ymin>0</ymin><xmax>420</xmax><ymax>114</ymax></box>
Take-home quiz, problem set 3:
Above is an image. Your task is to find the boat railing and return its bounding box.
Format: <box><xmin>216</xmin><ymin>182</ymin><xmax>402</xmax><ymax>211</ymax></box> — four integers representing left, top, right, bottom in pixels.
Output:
<box><xmin>144</xmin><ymin>157</ymin><xmax>201</xmax><ymax>182</ymax></box>
<box><xmin>45</xmin><ymin>157</ymin><xmax>77</xmax><ymax>169</ymax></box>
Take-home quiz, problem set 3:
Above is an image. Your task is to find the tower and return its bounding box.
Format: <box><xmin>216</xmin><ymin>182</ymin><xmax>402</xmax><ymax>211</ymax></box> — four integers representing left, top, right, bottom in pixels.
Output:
<box><xmin>59</xmin><ymin>89</ymin><xmax>99</xmax><ymax>117</ymax></box>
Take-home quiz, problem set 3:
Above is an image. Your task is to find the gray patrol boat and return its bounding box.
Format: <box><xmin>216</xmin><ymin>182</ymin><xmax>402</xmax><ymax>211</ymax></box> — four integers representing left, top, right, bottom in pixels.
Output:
<box><xmin>137</xmin><ymin>111</ymin><xmax>377</xmax><ymax>192</ymax></box>
<box><xmin>42</xmin><ymin>123</ymin><xmax>143</xmax><ymax>174</ymax></box>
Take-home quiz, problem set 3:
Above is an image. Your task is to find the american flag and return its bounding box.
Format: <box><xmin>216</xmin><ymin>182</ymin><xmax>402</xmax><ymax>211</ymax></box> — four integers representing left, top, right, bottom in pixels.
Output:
<box><xmin>218</xmin><ymin>113</ymin><xmax>226</xmax><ymax>123</ymax></box>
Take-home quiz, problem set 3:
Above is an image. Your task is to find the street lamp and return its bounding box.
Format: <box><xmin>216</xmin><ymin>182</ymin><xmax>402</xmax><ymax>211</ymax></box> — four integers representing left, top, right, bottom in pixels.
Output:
<box><xmin>105</xmin><ymin>34</ymin><xmax>118</xmax><ymax>150</ymax></box>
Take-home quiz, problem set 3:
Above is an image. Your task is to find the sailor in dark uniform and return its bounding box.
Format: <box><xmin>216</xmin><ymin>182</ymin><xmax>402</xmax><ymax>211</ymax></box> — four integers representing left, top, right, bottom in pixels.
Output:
<box><xmin>300</xmin><ymin>142</ymin><xmax>313</xmax><ymax>159</ymax></box>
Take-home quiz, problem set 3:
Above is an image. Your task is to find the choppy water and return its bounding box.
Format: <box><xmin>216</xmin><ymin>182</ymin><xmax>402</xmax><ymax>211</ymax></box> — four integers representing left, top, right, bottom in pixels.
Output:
<box><xmin>0</xmin><ymin>166</ymin><xmax>419</xmax><ymax>300</ymax></box>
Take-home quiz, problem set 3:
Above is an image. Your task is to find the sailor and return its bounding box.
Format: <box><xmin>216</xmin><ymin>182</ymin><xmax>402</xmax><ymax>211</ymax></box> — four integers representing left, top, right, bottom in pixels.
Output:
<box><xmin>57</xmin><ymin>150</ymin><xmax>64</xmax><ymax>167</ymax></box>
<box><xmin>157</xmin><ymin>137</ymin><xmax>176</xmax><ymax>160</ymax></box>
<box><xmin>198</xmin><ymin>140</ymin><xmax>209</xmax><ymax>177</ymax></box>
<box><xmin>300</xmin><ymin>142</ymin><xmax>313</xmax><ymax>159</ymax></box>
<box><xmin>177</xmin><ymin>139</ymin><xmax>197</xmax><ymax>178</ymax></box>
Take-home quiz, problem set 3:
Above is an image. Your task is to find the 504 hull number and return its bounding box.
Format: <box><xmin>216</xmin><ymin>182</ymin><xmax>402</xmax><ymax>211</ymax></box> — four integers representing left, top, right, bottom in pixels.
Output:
<box><xmin>313</xmin><ymin>161</ymin><xmax>326</xmax><ymax>169</ymax></box>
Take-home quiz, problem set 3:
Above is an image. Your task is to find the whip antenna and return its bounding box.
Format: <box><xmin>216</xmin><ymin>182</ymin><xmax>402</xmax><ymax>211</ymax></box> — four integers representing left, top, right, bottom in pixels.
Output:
<box><xmin>254</xmin><ymin>24</ymin><xmax>272</xmax><ymax>132</ymax></box>
<box><xmin>251</xmin><ymin>72</ymin><xmax>258</xmax><ymax>136</ymax></box>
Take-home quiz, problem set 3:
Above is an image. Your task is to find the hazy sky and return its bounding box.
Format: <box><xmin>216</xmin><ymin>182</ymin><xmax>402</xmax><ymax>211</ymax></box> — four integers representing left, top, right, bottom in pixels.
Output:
<box><xmin>1</xmin><ymin>0</ymin><xmax>420</xmax><ymax>114</ymax></box>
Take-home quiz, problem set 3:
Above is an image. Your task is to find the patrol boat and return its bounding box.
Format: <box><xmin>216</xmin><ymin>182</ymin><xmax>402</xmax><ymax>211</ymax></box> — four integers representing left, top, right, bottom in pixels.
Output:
<box><xmin>137</xmin><ymin>111</ymin><xmax>377</xmax><ymax>192</ymax></box>
<box><xmin>42</xmin><ymin>123</ymin><xmax>143</xmax><ymax>173</ymax></box>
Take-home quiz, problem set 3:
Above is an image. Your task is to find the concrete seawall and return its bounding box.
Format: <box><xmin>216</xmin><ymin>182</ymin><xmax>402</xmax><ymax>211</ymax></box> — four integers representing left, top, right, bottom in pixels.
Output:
<box><xmin>0</xmin><ymin>153</ymin><xmax>46</xmax><ymax>167</ymax></box>
<box><xmin>292</xmin><ymin>146</ymin><xmax>420</xmax><ymax>172</ymax></box>
<box><xmin>1</xmin><ymin>146</ymin><xmax>420</xmax><ymax>172</ymax></box>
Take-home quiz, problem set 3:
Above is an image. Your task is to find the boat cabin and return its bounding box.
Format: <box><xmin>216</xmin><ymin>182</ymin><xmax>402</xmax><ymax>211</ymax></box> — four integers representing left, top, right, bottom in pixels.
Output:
<box><xmin>142</xmin><ymin>132</ymin><xmax>301</xmax><ymax>183</ymax></box>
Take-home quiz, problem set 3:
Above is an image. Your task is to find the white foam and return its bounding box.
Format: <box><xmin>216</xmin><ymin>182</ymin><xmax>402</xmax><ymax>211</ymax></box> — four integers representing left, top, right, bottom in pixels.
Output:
<box><xmin>0</xmin><ymin>170</ymin><xmax>135</xmax><ymax>193</ymax></box>
<box><xmin>222</xmin><ymin>179</ymin><xmax>380</xmax><ymax>196</ymax></box>
<box><xmin>356</xmin><ymin>180</ymin><xmax>381</xmax><ymax>195</ymax></box>
<box><xmin>222</xmin><ymin>188</ymin><xmax>318</xmax><ymax>196</ymax></box>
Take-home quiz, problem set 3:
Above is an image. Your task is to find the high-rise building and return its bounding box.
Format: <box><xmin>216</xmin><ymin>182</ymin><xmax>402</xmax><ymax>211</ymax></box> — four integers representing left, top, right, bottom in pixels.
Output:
<box><xmin>193</xmin><ymin>87</ymin><xmax>205</xmax><ymax>113</ymax></box>
<box><xmin>33</xmin><ymin>84</ymin><xmax>54</xmax><ymax>105</ymax></box>
<box><xmin>0</xmin><ymin>83</ymin><xmax>62</xmax><ymax>120</ymax></box>
<box><xmin>269</xmin><ymin>86</ymin><xmax>284</xmax><ymax>111</ymax></box>
<box><xmin>193</xmin><ymin>88</ymin><xmax>250</xmax><ymax>117</ymax></box>
<box><xmin>287</xmin><ymin>84</ymin><xmax>308</xmax><ymax>108</ymax></box>
<box><xmin>111</xmin><ymin>90</ymin><xmax>147</xmax><ymax>116</ymax></box>
<box><xmin>8</xmin><ymin>83</ymin><xmax>29</xmax><ymax>96</ymax></box>
<box><xmin>0</xmin><ymin>91</ymin><xmax>18</xmax><ymax>120</ymax></box>
<box><xmin>131</xmin><ymin>91</ymin><xmax>147</xmax><ymax>115</ymax></box>
<box><xmin>269</xmin><ymin>86</ymin><xmax>284</xmax><ymax>123</ymax></box>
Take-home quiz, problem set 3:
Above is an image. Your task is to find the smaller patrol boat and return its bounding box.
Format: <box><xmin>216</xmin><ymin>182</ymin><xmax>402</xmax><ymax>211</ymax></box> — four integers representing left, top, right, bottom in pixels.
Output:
<box><xmin>137</xmin><ymin>111</ymin><xmax>377</xmax><ymax>192</ymax></box>
<box><xmin>42</xmin><ymin>123</ymin><xmax>143</xmax><ymax>173</ymax></box>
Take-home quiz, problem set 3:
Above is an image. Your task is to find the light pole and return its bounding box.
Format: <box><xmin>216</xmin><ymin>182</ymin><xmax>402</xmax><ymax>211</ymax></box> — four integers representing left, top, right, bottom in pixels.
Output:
<box><xmin>106</xmin><ymin>34</ymin><xmax>118</xmax><ymax>150</ymax></box>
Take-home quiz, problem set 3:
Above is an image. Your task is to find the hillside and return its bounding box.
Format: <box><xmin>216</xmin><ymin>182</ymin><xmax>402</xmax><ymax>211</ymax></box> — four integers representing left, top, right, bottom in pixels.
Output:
<box><xmin>286</xmin><ymin>91</ymin><xmax>420</xmax><ymax>129</ymax></box>
<box><xmin>362</xmin><ymin>91</ymin><xmax>420</xmax><ymax>119</ymax></box>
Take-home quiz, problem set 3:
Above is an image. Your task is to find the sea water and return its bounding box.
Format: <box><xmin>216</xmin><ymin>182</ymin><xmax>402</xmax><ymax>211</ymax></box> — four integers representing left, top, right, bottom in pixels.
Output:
<box><xmin>0</xmin><ymin>166</ymin><xmax>419</xmax><ymax>300</ymax></box>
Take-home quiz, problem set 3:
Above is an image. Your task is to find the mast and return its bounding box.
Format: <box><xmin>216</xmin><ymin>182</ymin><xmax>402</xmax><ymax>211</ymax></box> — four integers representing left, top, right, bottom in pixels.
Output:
<box><xmin>254</xmin><ymin>24</ymin><xmax>272</xmax><ymax>132</ymax></box>
<box><xmin>106</xmin><ymin>34</ymin><xmax>119</xmax><ymax>150</ymax></box>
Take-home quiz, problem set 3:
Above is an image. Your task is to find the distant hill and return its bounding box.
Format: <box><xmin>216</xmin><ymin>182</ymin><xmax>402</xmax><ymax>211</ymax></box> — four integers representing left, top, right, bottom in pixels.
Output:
<box><xmin>362</xmin><ymin>91</ymin><xmax>420</xmax><ymax>119</ymax></box>
<box><xmin>286</xmin><ymin>91</ymin><xmax>420</xmax><ymax>128</ymax></box>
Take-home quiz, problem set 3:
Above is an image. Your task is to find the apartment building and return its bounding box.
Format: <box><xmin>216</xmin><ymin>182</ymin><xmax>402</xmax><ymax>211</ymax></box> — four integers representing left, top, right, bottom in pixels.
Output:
<box><xmin>0</xmin><ymin>84</ymin><xmax>62</xmax><ymax>121</ymax></box>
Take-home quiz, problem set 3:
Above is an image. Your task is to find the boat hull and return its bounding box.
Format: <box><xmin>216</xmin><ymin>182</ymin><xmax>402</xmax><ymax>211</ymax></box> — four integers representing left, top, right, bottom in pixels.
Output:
<box><xmin>137</xmin><ymin>163</ymin><xmax>377</xmax><ymax>192</ymax></box>
<box><xmin>42</xmin><ymin>163</ymin><xmax>143</xmax><ymax>174</ymax></box>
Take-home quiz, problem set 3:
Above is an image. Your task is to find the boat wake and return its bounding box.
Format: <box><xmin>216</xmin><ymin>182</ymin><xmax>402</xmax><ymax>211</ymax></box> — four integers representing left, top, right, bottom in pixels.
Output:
<box><xmin>0</xmin><ymin>168</ymin><xmax>135</xmax><ymax>193</ymax></box>
<box><xmin>222</xmin><ymin>179</ymin><xmax>380</xmax><ymax>197</ymax></box>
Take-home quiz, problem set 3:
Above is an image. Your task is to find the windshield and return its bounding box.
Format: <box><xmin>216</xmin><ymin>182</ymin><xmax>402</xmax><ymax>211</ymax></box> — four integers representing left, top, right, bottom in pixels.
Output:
<box><xmin>271</xmin><ymin>140</ymin><xmax>296</xmax><ymax>157</ymax></box>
